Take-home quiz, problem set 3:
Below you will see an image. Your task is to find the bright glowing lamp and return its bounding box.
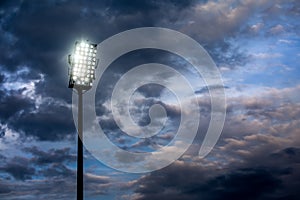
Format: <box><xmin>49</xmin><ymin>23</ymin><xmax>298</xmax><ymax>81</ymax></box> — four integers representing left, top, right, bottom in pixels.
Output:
<box><xmin>68</xmin><ymin>40</ymin><xmax>98</xmax><ymax>89</ymax></box>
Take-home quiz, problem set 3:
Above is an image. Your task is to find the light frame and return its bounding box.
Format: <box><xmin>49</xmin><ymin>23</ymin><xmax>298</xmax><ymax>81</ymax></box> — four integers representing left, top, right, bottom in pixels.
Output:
<box><xmin>68</xmin><ymin>40</ymin><xmax>98</xmax><ymax>89</ymax></box>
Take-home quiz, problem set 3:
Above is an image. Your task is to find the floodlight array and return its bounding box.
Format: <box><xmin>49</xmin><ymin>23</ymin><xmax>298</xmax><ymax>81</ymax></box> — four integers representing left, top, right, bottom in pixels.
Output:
<box><xmin>68</xmin><ymin>41</ymin><xmax>98</xmax><ymax>88</ymax></box>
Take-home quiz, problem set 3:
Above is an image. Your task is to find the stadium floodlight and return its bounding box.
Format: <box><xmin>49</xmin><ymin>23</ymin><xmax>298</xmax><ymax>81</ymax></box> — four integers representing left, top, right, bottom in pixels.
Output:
<box><xmin>68</xmin><ymin>40</ymin><xmax>98</xmax><ymax>200</ymax></box>
<box><xmin>68</xmin><ymin>40</ymin><xmax>98</xmax><ymax>89</ymax></box>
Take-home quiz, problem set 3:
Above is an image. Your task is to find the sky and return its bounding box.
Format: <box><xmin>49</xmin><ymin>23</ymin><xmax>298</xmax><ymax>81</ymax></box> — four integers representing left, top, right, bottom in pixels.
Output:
<box><xmin>0</xmin><ymin>0</ymin><xmax>300</xmax><ymax>199</ymax></box>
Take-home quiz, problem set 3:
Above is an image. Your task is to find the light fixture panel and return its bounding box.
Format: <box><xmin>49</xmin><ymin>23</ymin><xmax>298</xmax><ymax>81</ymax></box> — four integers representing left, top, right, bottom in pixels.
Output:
<box><xmin>68</xmin><ymin>40</ymin><xmax>98</xmax><ymax>88</ymax></box>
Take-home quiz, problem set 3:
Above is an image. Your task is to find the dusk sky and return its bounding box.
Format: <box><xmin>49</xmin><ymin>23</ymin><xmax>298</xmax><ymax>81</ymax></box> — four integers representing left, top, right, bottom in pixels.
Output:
<box><xmin>0</xmin><ymin>0</ymin><xmax>300</xmax><ymax>199</ymax></box>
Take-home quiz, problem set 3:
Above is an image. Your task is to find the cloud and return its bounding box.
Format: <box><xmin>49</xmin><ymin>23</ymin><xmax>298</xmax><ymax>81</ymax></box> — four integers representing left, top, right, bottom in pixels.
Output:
<box><xmin>0</xmin><ymin>177</ymin><xmax>76</xmax><ymax>200</ymax></box>
<box><xmin>249</xmin><ymin>22</ymin><xmax>264</xmax><ymax>34</ymax></box>
<box><xmin>136</xmin><ymin>84</ymin><xmax>165</xmax><ymax>98</ymax></box>
<box><xmin>8</xmin><ymin>101</ymin><xmax>75</xmax><ymax>141</ymax></box>
<box><xmin>0</xmin><ymin>73</ymin><xmax>5</xmax><ymax>84</ymax></box>
<box><xmin>1</xmin><ymin>0</ymin><xmax>296</xmax><ymax>144</ymax></box>
<box><xmin>252</xmin><ymin>53</ymin><xmax>283</xmax><ymax>59</ymax></box>
<box><xmin>268</xmin><ymin>24</ymin><xmax>285</xmax><ymax>35</ymax></box>
<box><xmin>0</xmin><ymin>182</ymin><xmax>12</xmax><ymax>194</ymax></box>
<box><xmin>41</xmin><ymin>163</ymin><xmax>74</xmax><ymax>178</ymax></box>
<box><xmin>131</xmin><ymin>145</ymin><xmax>300</xmax><ymax>200</ymax></box>
<box><xmin>0</xmin><ymin>146</ymin><xmax>76</xmax><ymax>181</ymax></box>
<box><xmin>0</xmin><ymin>89</ymin><xmax>35</xmax><ymax>121</ymax></box>
<box><xmin>0</xmin><ymin>0</ymin><xmax>299</xmax><ymax>199</ymax></box>
<box><xmin>0</xmin><ymin>66</ymin><xmax>75</xmax><ymax>141</ymax></box>
<box><xmin>84</xmin><ymin>173</ymin><xmax>112</xmax><ymax>196</ymax></box>
<box><xmin>195</xmin><ymin>85</ymin><xmax>229</xmax><ymax>94</ymax></box>
<box><xmin>128</xmin><ymin>83</ymin><xmax>300</xmax><ymax>199</ymax></box>
<box><xmin>0</xmin><ymin>146</ymin><xmax>113</xmax><ymax>199</ymax></box>
<box><xmin>0</xmin><ymin>156</ymin><xmax>35</xmax><ymax>181</ymax></box>
<box><xmin>177</xmin><ymin>0</ymin><xmax>286</xmax><ymax>42</ymax></box>
<box><xmin>24</xmin><ymin>146</ymin><xmax>76</xmax><ymax>165</ymax></box>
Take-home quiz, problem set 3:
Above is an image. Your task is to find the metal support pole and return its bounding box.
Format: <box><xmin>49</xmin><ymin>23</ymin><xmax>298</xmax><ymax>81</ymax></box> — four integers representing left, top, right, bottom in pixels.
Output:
<box><xmin>77</xmin><ymin>88</ymin><xmax>83</xmax><ymax>200</ymax></box>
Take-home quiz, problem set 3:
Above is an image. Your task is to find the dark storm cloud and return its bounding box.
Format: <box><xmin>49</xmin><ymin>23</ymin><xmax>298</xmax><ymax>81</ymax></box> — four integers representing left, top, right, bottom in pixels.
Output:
<box><xmin>41</xmin><ymin>163</ymin><xmax>74</xmax><ymax>178</ymax></box>
<box><xmin>1</xmin><ymin>0</ymin><xmax>295</xmax><ymax>105</ymax></box>
<box><xmin>190</xmin><ymin>169</ymin><xmax>281</xmax><ymax>200</ymax></box>
<box><xmin>0</xmin><ymin>1</ymin><xmax>298</xmax><ymax>199</ymax></box>
<box><xmin>0</xmin><ymin>0</ymin><xmax>196</xmax><ymax>74</ymax></box>
<box><xmin>0</xmin><ymin>177</ymin><xmax>76</xmax><ymax>200</ymax></box>
<box><xmin>8</xmin><ymin>100</ymin><xmax>75</xmax><ymax>141</ymax></box>
<box><xmin>0</xmin><ymin>89</ymin><xmax>35</xmax><ymax>121</ymax></box>
<box><xmin>130</xmin><ymin>85</ymin><xmax>300</xmax><ymax>200</ymax></box>
<box><xmin>0</xmin><ymin>0</ymin><xmax>252</xmax><ymax>143</ymax></box>
<box><xmin>0</xmin><ymin>146</ymin><xmax>75</xmax><ymax>181</ymax></box>
<box><xmin>0</xmin><ymin>146</ymin><xmax>111</xmax><ymax>199</ymax></box>
<box><xmin>1</xmin><ymin>0</ymin><xmax>105</xmax><ymax>99</ymax></box>
<box><xmin>107</xmin><ymin>0</ymin><xmax>197</xmax><ymax>14</ymax></box>
<box><xmin>0</xmin><ymin>150</ymin><xmax>112</xmax><ymax>199</ymax></box>
<box><xmin>0</xmin><ymin>71</ymin><xmax>75</xmax><ymax>141</ymax></box>
<box><xmin>0</xmin><ymin>73</ymin><xmax>5</xmax><ymax>84</ymax></box>
<box><xmin>0</xmin><ymin>156</ymin><xmax>35</xmax><ymax>181</ymax></box>
<box><xmin>0</xmin><ymin>0</ymin><xmax>238</xmax><ymax>102</ymax></box>
<box><xmin>0</xmin><ymin>154</ymin><xmax>6</xmax><ymax>161</ymax></box>
<box><xmin>0</xmin><ymin>182</ymin><xmax>12</xmax><ymax>194</ymax></box>
<box><xmin>24</xmin><ymin>146</ymin><xmax>76</xmax><ymax>165</ymax></box>
<box><xmin>132</xmin><ymin>147</ymin><xmax>300</xmax><ymax>200</ymax></box>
